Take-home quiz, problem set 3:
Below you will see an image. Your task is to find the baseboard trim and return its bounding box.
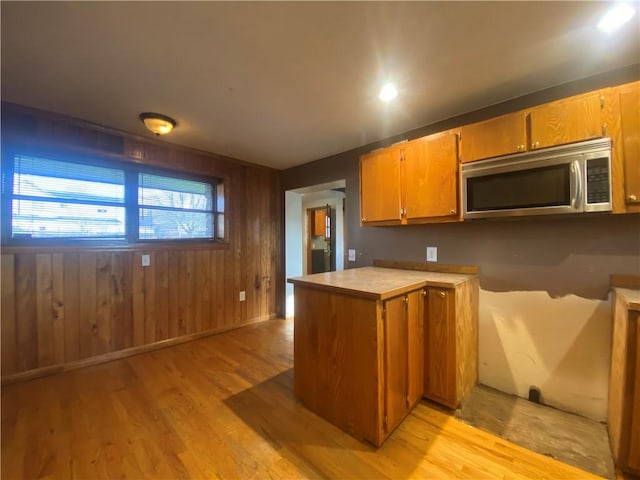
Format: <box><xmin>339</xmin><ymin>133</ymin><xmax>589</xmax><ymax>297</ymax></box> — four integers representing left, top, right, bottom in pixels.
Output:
<box><xmin>1</xmin><ymin>315</ymin><xmax>276</xmax><ymax>386</ymax></box>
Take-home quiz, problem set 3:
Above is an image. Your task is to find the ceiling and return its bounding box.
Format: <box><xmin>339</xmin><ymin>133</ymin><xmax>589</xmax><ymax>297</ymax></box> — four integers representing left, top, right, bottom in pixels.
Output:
<box><xmin>1</xmin><ymin>2</ymin><xmax>638</xmax><ymax>170</ymax></box>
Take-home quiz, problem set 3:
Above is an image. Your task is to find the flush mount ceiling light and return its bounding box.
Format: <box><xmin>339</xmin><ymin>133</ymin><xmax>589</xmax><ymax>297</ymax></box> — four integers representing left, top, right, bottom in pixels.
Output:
<box><xmin>139</xmin><ymin>112</ymin><xmax>177</xmax><ymax>135</ymax></box>
<box><xmin>379</xmin><ymin>83</ymin><xmax>398</xmax><ymax>102</ymax></box>
<box><xmin>598</xmin><ymin>4</ymin><xmax>636</xmax><ymax>34</ymax></box>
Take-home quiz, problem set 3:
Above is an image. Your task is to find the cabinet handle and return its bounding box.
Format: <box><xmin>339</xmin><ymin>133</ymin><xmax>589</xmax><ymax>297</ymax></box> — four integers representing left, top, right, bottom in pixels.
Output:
<box><xmin>516</xmin><ymin>144</ymin><xmax>524</xmax><ymax>151</ymax></box>
<box><xmin>449</xmin><ymin>209</ymin><xmax>456</xmax><ymax>215</ymax></box>
<box><xmin>629</xmin><ymin>194</ymin><xmax>638</xmax><ymax>202</ymax></box>
<box><xmin>439</xmin><ymin>291</ymin><xmax>446</xmax><ymax>298</ymax></box>
<box><xmin>361</xmin><ymin>217</ymin><xmax>366</xmax><ymax>222</ymax></box>
<box><xmin>531</xmin><ymin>141</ymin><xmax>539</xmax><ymax>149</ymax></box>
<box><xmin>422</xmin><ymin>290</ymin><xmax>427</xmax><ymax>296</ymax></box>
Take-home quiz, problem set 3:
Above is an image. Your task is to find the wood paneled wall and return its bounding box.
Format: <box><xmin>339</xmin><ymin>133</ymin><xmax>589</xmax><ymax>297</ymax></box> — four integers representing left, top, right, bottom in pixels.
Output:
<box><xmin>1</xmin><ymin>103</ymin><xmax>282</xmax><ymax>381</ymax></box>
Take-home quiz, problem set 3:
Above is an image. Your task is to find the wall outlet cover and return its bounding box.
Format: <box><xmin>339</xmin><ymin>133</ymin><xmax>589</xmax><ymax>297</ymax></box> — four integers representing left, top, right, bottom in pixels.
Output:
<box><xmin>239</xmin><ymin>291</ymin><xmax>246</xmax><ymax>302</ymax></box>
<box><xmin>426</xmin><ymin>247</ymin><xmax>438</xmax><ymax>262</ymax></box>
<box><xmin>141</xmin><ymin>254</ymin><xmax>151</xmax><ymax>267</ymax></box>
<box><xmin>348</xmin><ymin>249</ymin><xmax>356</xmax><ymax>262</ymax></box>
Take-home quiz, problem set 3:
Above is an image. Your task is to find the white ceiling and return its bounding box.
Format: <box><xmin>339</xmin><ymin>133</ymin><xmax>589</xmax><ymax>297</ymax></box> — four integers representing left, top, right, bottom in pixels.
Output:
<box><xmin>1</xmin><ymin>2</ymin><xmax>638</xmax><ymax>170</ymax></box>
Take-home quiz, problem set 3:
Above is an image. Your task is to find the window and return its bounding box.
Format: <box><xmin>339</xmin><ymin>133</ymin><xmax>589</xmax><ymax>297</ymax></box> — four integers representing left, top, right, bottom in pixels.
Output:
<box><xmin>2</xmin><ymin>149</ymin><xmax>225</xmax><ymax>244</ymax></box>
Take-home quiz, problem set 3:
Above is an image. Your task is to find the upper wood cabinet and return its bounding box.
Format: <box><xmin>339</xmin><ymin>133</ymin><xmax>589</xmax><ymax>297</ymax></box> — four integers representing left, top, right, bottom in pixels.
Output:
<box><xmin>460</xmin><ymin>90</ymin><xmax>606</xmax><ymax>163</ymax></box>
<box><xmin>528</xmin><ymin>91</ymin><xmax>604</xmax><ymax>150</ymax></box>
<box><xmin>618</xmin><ymin>81</ymin><xmax>640</xmax><ymax>211</ymax></box>
<box><xmin>360</xmin><ymin>146</ymin><xmax>401</xmax><ymax>223</ymax></box>
<box><xmin>404</xmin><ymin>131</ymin><xmax>459</xmax><ymax>221</ymax></box>
<box><xmin>460</xmin><ymin>111</ymin><xmax>527</xmax><ymax>163</ymax></box>
<box><xmin>360</xmin><ymin>130</ymin><xmax>460</xmax><ymax>226</ymax></box>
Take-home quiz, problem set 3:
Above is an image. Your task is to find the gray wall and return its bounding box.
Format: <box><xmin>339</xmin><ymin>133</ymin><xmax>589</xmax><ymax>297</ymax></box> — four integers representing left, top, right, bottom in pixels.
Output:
<box><xmin>281</xmin><ymin>64</ymin><xmax>640</xmax><ymax>303</ymax></box>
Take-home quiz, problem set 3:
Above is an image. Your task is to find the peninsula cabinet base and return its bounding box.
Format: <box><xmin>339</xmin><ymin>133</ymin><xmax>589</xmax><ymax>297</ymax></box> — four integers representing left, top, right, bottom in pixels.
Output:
<box><xmin>290</xmin><ymin>267</ymin><xmax>479</xmax><ymax>447</ymax></box>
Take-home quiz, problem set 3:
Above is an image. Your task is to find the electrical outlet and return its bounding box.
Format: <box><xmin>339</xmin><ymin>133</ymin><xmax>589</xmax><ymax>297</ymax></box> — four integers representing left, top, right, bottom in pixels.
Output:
<box><xmin>426</xmin><ymin>247</ymin><xmax>438</xmax><ymax>262</ymax></box>
<box><xmin>141</xmin><ymin>254</ymin><xmax>151</xmax><ymax>267</ymax></box>
<box><xmin>239</xmin><ymin>291</ymin><xmax>246</xmax><ymax>302</ymax></box>
<box><xmin>348</xmin><ymin>249</ymin><xmax>356</xmax><ymax>262</ymax></box>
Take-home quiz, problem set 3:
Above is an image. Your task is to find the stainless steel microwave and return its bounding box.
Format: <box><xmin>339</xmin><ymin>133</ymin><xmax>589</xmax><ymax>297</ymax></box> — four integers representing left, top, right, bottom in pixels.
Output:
<box><xmin>462</xmin><ymin>138</ymin><xmax>612</xmax><ymax>219</ymax></box>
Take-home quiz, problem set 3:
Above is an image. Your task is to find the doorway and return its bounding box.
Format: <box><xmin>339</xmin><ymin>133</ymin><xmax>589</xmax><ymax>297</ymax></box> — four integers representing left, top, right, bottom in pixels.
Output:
<box><xmin>285</xmin><ymin>180</ymin><xmax>346</xmax><ymax>318</ymax></box>
<box><xmin>306</xmin><ymin>205</ymin><xmax>335</xmax><ymax>274</ymax></box>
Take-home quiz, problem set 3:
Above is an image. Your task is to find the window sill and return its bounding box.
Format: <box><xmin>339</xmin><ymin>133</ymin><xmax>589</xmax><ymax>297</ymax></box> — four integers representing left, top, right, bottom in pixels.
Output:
<box><xmin>0</xmin><ymin>240</ymin><xmax>230</xmax><ymax>254</ymax></box>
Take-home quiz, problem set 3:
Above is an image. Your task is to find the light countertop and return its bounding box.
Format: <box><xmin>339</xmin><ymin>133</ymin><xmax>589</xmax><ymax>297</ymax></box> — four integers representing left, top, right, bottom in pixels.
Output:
<box><xmin>614</xmin><ymin>287</ymin><xmax>640</xmax><ymax>311</ymax></box>
<box><xmin>287</xmin><ymin>266</ymin><xmax>476</xmax><ymax>300</ymax></box>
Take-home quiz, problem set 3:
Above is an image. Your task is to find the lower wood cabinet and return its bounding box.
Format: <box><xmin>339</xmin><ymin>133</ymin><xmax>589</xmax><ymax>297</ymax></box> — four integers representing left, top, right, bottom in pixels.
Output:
<box><xmin>423</xmin><ymin>279</ymin><xmax>479</xmax><ymax>408</ymax></box>
<box><xmin>608</xmin><ymin>287</ymin><xmax>640</xmax><ymax>475</ymax></box>
<box><xmin>291</xmin><ymin>267</ymin><xmax>479</xmax><ymax>446</ymax></box>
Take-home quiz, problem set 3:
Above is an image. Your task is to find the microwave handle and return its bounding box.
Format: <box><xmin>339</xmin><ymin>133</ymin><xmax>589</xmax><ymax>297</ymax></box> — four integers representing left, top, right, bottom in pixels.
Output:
<box><xmin>570</xmin><ymin>160</ymin><xmax>582</xmax><ymax>209</ymax></box>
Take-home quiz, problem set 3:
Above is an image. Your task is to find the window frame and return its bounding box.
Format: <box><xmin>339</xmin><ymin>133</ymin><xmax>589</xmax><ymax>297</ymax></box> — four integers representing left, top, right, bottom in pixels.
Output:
<box><xmin>1</xmin><ymin>143</ymin><xmax>227</xmax><ymax>247</ymax></box>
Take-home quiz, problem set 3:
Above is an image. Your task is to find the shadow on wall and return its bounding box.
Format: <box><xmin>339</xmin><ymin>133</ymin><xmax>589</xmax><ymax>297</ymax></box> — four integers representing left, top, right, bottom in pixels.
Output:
<box><xmin>478</xmin><ymin>289</ymin><xmax>612</xmax><ymax>421</ymax></box>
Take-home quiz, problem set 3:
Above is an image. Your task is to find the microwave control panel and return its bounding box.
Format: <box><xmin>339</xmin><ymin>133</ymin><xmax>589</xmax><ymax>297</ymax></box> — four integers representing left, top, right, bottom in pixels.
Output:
<box><xmin>585</xmin><ymin>157</ymin><xmax>610</xmax><ymax>204</ymax></box>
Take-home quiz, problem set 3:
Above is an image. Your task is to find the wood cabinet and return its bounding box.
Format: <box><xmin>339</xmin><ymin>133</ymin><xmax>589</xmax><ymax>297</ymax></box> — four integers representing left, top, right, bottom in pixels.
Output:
<box><xmin>360</xmin><ymin>130</ymin><xmax>459</xmax><ymax>226</ymax></box>
<box><xmin>424</xmin><ymin>278</ymin><xmax>479</xmax><ymax>408</ymax></box>
<box><xmin>289</xmin><ymin>266</ymin><xmax>478</xmax><ymax>446</ymax></box>
<box><xmin>617</xmin><ymin>81</ymin><xmax>640</xmax><ymax>211</ymax></box>
<box><xmin>312</xmin><ymin>209</ymin><xmax>327</xmax><ymax>237</ymax></box>
<box><xmin>460</xmin><ymin>111</ymin><xmax>527</xmax><ymax>163</ymax></box>
<box><xmin>404</xmin><ymin>131</ymin><xmax>459</xmax><ymax>222</ymax></box>
<box><xmin>528</xmin><ymin>91</ymin><xmax>604</xmax><ymax>150</ymax></box>
<box><xmin>383</xmin><ymin>290</ymin><xmax>424</xmax><ymax>436</ymax></box>
<box><xmin>608</xmin><ymin>286</ymin><xmax>640</xmax><ymax>476</ymax></box>
<box><xmin>460</xmin><ymin>90</ymin><xmax>606</xmax><ymax>163</ymax></box>
<box><xmin>360</xmin><ymin>146</ymin><xmax>401</xmax><ymax>223</ymax></box>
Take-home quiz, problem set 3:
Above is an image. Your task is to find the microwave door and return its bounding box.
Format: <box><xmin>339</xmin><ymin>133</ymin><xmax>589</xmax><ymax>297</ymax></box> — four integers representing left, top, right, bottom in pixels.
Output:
<box><xmin>463</xmin><ymin>156</ymin><xmax>583</xmax><ymax>218</ymax></box>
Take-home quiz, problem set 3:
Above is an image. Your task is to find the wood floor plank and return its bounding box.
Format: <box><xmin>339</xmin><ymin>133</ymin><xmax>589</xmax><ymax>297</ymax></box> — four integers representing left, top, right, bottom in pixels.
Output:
<box><xmin>1</xmin><ymin>318</ymin><xmax>604</xmax><ymax>480</ymax></box>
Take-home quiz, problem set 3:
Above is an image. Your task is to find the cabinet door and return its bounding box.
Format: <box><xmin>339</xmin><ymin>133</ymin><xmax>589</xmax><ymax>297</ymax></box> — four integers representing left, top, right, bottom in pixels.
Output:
<box><xmin>404</xmin><ymin>132</ymin><xmax>459</xmax><ymax>219</ymax></box>
<box><xmin>407</xmin><ymin>290</ymin><xmax>425</xmax><ymax>407</ymax></box>
<box><xmin>360</xmin><ymin>147</ymin><xmax>401</xmax><ymax>223</ymax></box>
<box><xmin>460</xmin><ymin>111</ymin><xmax>526</xmax><ymax>163</ymax></box>
<box><xmin>383</xmin><ymin>295</ymin><xmax>408</xmax><ymax>435</ymax></box>
<box><xmin>313</xmin><ymin>209</ymin><xmax>326</xmax><ymax>236</ymax></box>
<box><xmin>529</xmin><ymin>91</ymin><xmax>603</xmax><ymax>150</ymax></box>
<box><xmin>424</xmin><ymin>288</ymin><xmax>456</xmax><ymax>407</ymax></box>
<box><xmin>626</xmin><ymin>311</ymin><xmax>640</xmax><ymax>472</ymax></box>
<box><xmin>619</xmin><ymin>82</ymin><xmax>640</xmax><ymax>208</ymax></box>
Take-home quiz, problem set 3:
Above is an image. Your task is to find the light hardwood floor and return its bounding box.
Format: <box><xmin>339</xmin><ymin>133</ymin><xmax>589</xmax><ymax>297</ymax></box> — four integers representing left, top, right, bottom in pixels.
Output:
<box><xmin>2</xmin><ymin>318</ymin><xmax>603</xmax><ymax>479</ymax></box>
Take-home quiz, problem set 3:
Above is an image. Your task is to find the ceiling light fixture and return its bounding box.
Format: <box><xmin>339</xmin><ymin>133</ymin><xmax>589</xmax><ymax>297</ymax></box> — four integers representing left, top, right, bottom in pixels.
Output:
<box><xmin>139</xmin><ymin>112</ymin><xmax>177</xmax><ymax>135</ymax></box>
<box><xmin>597</xmin><ymin>4</ymin><xmax>636</xmax><ymax>34</ymax></box>
<box><xmin>379</xmin><ymin>83</ymin><xmax>398</xmax><ymax>102</ymax></box>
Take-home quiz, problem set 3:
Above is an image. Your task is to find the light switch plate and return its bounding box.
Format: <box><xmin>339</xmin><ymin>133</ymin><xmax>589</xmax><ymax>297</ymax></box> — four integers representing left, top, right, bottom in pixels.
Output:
<box><xmin>348</xmin><ymin>249</ymin><xmax>356</xmax><ymax>262</ymax></box>
<box><xmin>141</xmin><ymin>254</ymin><xmax>151</xmax><ymax>267</ymax></box>
<box><xmin>426</xmin><ymin>247</ymin><xmax>438</xmax><ymax>262</ymax></box>
<box><xmin>239</xmin><ymin>291</ymin><xmax>246</xmax><ymax>302</ymax></box>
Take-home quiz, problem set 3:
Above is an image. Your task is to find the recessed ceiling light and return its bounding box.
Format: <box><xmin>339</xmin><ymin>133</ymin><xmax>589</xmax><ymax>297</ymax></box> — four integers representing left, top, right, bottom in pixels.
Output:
<box><xmin>598</xmin><ymin>4</ymin><xmax>635</xmax><ymax>34</ymax></box>
<box><xmin>379</xmin><ymin>83</ymin><xmax>398</xmax><ymax>102</ymax></box>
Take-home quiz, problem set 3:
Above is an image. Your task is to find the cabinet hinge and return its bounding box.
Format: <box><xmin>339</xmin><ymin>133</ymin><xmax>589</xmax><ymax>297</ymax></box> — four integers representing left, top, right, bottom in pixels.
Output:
<box><xmin>602</xmin><ymin>124</ymin><xmax>608</xmax><ymax>136</ymax></box>
<box><xmin>403</xmin><ymin>295</ymin><xmax>409</xmax><ymax>305</ymax></box>
<box><xmin>600</xmin><ymin>95</ymin><xmax>605</xmax><ymax>109</ymax></box>
<box><xmin>382</xmin><ymin>306</ymin><xmax>386</xmax><ymax>319</ymax></box>
<box><xmin>400</xmin><ymin>151</ymin><xmax>405</xmax><ymax>161</ymax></box>
<box><xmin>406</xmin><ymin>395</ymin><xmax>410</xmax><ymax>408</ymax></box>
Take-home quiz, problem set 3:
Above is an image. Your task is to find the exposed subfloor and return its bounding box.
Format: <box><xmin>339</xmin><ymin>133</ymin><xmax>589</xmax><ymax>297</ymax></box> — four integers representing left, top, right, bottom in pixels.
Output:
<box><xmin>455</xmin><ymin>385</ymin><xmax>615</xmax><ymax>479</ymax></box>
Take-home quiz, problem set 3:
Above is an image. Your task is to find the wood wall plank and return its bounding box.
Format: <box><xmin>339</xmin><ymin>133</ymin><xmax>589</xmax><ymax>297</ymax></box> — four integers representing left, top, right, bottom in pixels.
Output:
<box><xmin>1</xmin><ymin>255</ymin><xmax>17</xmax><ymax>376</ymax></box>
<box><xmin>36</xmin><ymin>254</ymin><xmax>54</xmax><ymax>367</ymax></box>
<box><xmin>15</xmin><ymin>254</ymin><xmax>38</xmax><ymax>371</ymax></box>
<box><xmin>155</xmin><ymin>251</ymin><xmax>169</xmax><ymax>342</ymax></box>
<box><xmin>143</xmin><ymin>253</ymin><xmax>156</xmax><ymax>345</ymax></box>
<box><xmin>78</xmin><ymin>253</ymin><xmax>98</xmax><ymax>359</ymax></box>
<box><xmin>51</xmin><ymin>253</ymin><xmax>65</xmax><ymax>365</ymax></box>
<box><xmin>110</xmin><ymin>253</ymin><xmax>125</xmax><ymax>352</ymax></box>
<box><xmin>63</xmin><ymin>253</ymin><xmax>81</xmax><ymax>362</ymax></box>
<box><xmin>96</xmin><ymin>252</ymin><xmax>112</xmax><ymax>355</ymax></box>
<box><xmin>168</xmin><ymin>251</ymin><xmax>180</xmax><ymax>339</ymax></box>
<box><xmin>132</xmin><ymin>253</ymin><xmax>145</xmax><ymax>347</ymax></box>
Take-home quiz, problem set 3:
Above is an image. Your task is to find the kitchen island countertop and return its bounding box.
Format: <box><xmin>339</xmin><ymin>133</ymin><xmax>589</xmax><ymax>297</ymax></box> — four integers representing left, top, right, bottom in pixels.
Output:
<box><xmin>288</xmin><ymin>266</ymin><xmax>476</xmax><ymax>300</ymax></box>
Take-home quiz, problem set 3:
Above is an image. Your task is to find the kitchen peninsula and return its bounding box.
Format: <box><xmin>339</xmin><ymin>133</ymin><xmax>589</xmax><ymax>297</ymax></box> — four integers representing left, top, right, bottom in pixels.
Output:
<box><xmin>288</xmin><ymin>264</ymin><xmax>479</xmax><ymax>446</ymax></box>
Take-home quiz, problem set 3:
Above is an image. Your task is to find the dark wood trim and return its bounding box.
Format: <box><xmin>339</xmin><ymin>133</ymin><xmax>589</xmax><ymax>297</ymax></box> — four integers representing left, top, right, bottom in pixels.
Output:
<box><xmin>373</xmin><ymin>259</ymin><xmax>479</xmax><ymax>275</ymax></box>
